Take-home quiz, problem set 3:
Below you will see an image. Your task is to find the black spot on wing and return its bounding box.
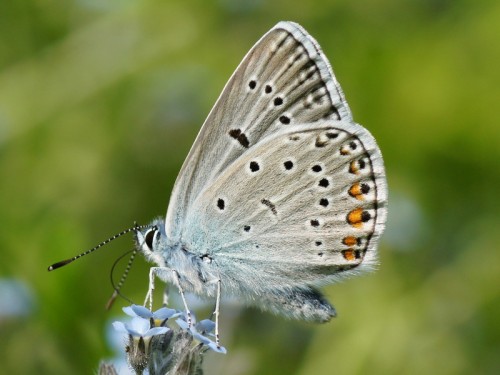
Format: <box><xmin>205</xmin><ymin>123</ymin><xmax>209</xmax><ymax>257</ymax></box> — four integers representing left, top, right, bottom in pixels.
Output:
<box><xmin>229</xmin><ymin>129</ymin><xmax>250</xmax><ymax>148</ymax></box>
<box><xmin>217</xmin><ymin>198</ymin><xmax>225</xmax><ymax>210</ymax></box>
<box><xmin>283</xmin><ymin>160</ymin><xmax>294</xmax><ymax>170</ymax></box>
<box><xmin>261</xmin><ymin>199</ymin><xmax>277</xmax><ymax>215</ymax></box>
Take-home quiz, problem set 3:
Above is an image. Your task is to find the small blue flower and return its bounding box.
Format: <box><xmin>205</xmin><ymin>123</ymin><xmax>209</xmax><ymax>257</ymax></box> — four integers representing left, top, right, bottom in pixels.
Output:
<box><xmin>175</xmin><ymin>314</ymin><xmax>227</xmax><ymax>354</ymax></box>
<box><xmin>113</xmin><ymin>316</ymin><xmax>169</xmax><ymax>338</ymax></box>
<box><xmin>123</xmin><ymin>304</ymin><xmax>181</xmax><ymax>322</ymax></box>
<box><xmin>207</xmin><ymin>341</ymin><xmax>227</xmax><ymax>354</ymax></box>
<box><xmin>196</xmin><ymin>319</ymin><xmax>216</xmax><ymax>334</ymax></box>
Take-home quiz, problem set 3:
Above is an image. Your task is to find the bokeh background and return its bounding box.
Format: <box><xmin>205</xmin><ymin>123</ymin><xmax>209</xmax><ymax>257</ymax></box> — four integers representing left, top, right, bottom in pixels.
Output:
<box><xmin>1</xmin><ymin>0</ymin><xmax>499</xmax><ymax>374</ymax></box>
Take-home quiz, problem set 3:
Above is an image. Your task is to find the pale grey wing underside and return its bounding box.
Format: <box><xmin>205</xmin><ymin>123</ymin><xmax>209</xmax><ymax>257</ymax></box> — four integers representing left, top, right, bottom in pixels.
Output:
<box><xmin>181</xmin><ymin>122</ymin><xmax>387</xmax><ymax>294</ymax></box>
<box><xmin>165</xmin><ymin>22</ymin><xmax>352</xmax><ymax>241</ymax></box>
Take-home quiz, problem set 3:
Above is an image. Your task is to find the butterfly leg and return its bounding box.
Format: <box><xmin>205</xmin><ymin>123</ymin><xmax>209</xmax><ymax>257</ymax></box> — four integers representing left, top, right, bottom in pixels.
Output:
<box><xmin>205</xmin><ymin>277</ymin><xmax>222</xmax><ymax>347</ymax></box>
<box><xmin>144</xmin><ymin>267</ymin><xmax>156</xmax><ymax>310</ymax></box>
<box><xmin>172</xmin><ymin>269</ymin><xmax>192</xmax><ymax>327</ymax></box>
<box><xmin>215</xmin><ymin>278</ymin><xmax>221</xmax><ymax>347</ymax></box>
<box><xmin>144</xmin><ymin>266</ymin><xmax>172</xmax><ymax>310</ymax></box>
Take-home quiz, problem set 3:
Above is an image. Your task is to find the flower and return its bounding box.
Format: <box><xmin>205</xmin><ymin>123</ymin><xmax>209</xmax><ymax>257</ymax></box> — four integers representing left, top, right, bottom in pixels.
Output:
<box><xmin>123</xmin><ymin>304</ymin><xmax>181</xmax><ymax>327</ymax></box>
<box><xmin>115</xmin><ymin>305</ymin><xmax>227</xmax><ymax>355</ymax></box>
<box><xmin>112</xmin><ymin>316</ymin><xmax>169</xmax><ymax>338</ymax></box>
<box><xmin>112</xmin><ymin>315</ymin><xmax>170</xmax><ymax>374</ymax></box>
<box><xmin>176</xmin><ymin>314</ymin><xmax>227</xmax><ymax>354</ymax></box>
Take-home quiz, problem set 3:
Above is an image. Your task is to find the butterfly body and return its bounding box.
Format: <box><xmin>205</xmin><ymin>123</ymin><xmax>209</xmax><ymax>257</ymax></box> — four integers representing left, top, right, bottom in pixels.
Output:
<box><xmin>136</xmin><ymin>218</ymin><xmax>217</xmax><ymax>296</ymax></box>
<box><xmin>135</xmin><ymin>22</ymin><xmax>387</xmax><ymax>323</ymax></box>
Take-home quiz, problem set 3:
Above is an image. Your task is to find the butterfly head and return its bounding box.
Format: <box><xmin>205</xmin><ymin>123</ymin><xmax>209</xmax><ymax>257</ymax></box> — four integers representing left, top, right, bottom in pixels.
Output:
<box><xmin>134</xmin><ymin>218</ymin><xmax>168</xmax><ymax>265</ymax></box>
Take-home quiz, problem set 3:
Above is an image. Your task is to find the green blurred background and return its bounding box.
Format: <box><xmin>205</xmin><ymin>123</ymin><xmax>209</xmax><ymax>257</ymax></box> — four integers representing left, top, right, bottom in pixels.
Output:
<box><xmin>1</xmin><ymin>0</ymin><xmax>499</xmax><ymax>374</ymax></box>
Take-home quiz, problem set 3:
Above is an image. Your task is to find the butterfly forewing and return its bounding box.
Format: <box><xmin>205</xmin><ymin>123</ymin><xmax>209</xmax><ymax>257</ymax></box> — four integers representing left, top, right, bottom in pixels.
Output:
<box><xmin>181</xmin><ymin>122</ymin><xmax>386</xmax><ymax>293</ymax></box>
<box><xmin>166</xmin><ymin>22</ymin><xmax>353</xmax><ymax>241</ymax></box>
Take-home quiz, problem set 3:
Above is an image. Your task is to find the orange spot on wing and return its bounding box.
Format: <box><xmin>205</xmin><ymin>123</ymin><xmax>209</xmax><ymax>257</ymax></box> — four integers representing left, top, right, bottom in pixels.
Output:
<box><xmin>342</xmin><ymin>236</ymin><xmax>358</xmax><ymax>246</ymax></box>
<box><xmin>349</xmin><ymin>161</ymin><xmax>359</xmax><ymax>174</ymax></box>
<box><xmin>340</xmin><ymin>146</ymin><xmax>350</xmax><ymax>155</ymax></box>
<box><xmin>347</xmin><ymin>208</ymin><xmax>366</xmax><ymax>228</ymax></box>
<box><xmin>347</xmin><ymin>207</ymin><xmax>363</xmax><ymax>223</ymax></box>
<box><xmin>342</xmin><ymin>249</ymin><xmax>356</xmax><ymax>261</ymax></box>
<box><xmin>348</xmin><ymin>183</ymin><xmax>364</xmax><ymax>200</ymax></box>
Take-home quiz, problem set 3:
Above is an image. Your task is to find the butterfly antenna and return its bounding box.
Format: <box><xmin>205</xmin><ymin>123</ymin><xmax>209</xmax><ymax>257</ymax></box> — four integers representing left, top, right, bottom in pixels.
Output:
<box><xmin>47</xmin><ymin>222</ymin><xmax>146</xmax><ymax>271</ymax></box>
<box><xmin>106</xmin><ymin>249</ymin><xmax>137</xmax><ymax>310</ymax></box>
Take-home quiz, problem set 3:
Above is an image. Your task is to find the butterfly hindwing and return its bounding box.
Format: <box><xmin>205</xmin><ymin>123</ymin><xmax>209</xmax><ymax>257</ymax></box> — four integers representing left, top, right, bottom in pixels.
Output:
<box><xmin>181</xmin><ymin>122</ymin><xmax>387</xmax><ymax>295</ymax></box>
<box><xmin>166</xmin><ymin>22</ymin><xmax>353</xmax><ymax>242</ymax></box>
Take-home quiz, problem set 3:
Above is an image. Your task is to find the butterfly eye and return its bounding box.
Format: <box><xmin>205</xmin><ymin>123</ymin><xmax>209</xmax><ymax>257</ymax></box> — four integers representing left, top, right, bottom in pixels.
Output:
<box><xmin>144</xmin><ymin>228</ymin><xmax>157</xmax><ymax>251</ymax></box>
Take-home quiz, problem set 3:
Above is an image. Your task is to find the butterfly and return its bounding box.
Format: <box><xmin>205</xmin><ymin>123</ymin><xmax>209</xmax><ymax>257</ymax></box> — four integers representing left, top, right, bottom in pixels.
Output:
<box><xmin>50</xmin><ymin>21</ymin><xmax>387</xmax><ymax>347</ymax></box>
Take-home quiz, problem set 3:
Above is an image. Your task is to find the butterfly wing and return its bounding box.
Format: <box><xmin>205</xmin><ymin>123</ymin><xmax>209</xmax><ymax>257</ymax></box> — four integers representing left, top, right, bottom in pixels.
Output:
<box><xmin>180</xmin><ymin>123</ymin><xmax>387</xmax><ymax>295</ymax></box>
<box><xmin>165</xmin><ymin>22</ymin><xmax>353</xmax><ymax>242</ymax></box>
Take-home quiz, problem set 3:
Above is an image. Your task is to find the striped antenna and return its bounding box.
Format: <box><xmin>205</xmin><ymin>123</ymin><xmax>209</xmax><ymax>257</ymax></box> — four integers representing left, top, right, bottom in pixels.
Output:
<box><xmin>106</xmin><ymin>249</ymin><xmax>137</xmax><ymax>310</ymax></box>
<box><xmin>47</xmin><ymin>223</ymin><xmax>146</xmax><ymax>271</ymax></box>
